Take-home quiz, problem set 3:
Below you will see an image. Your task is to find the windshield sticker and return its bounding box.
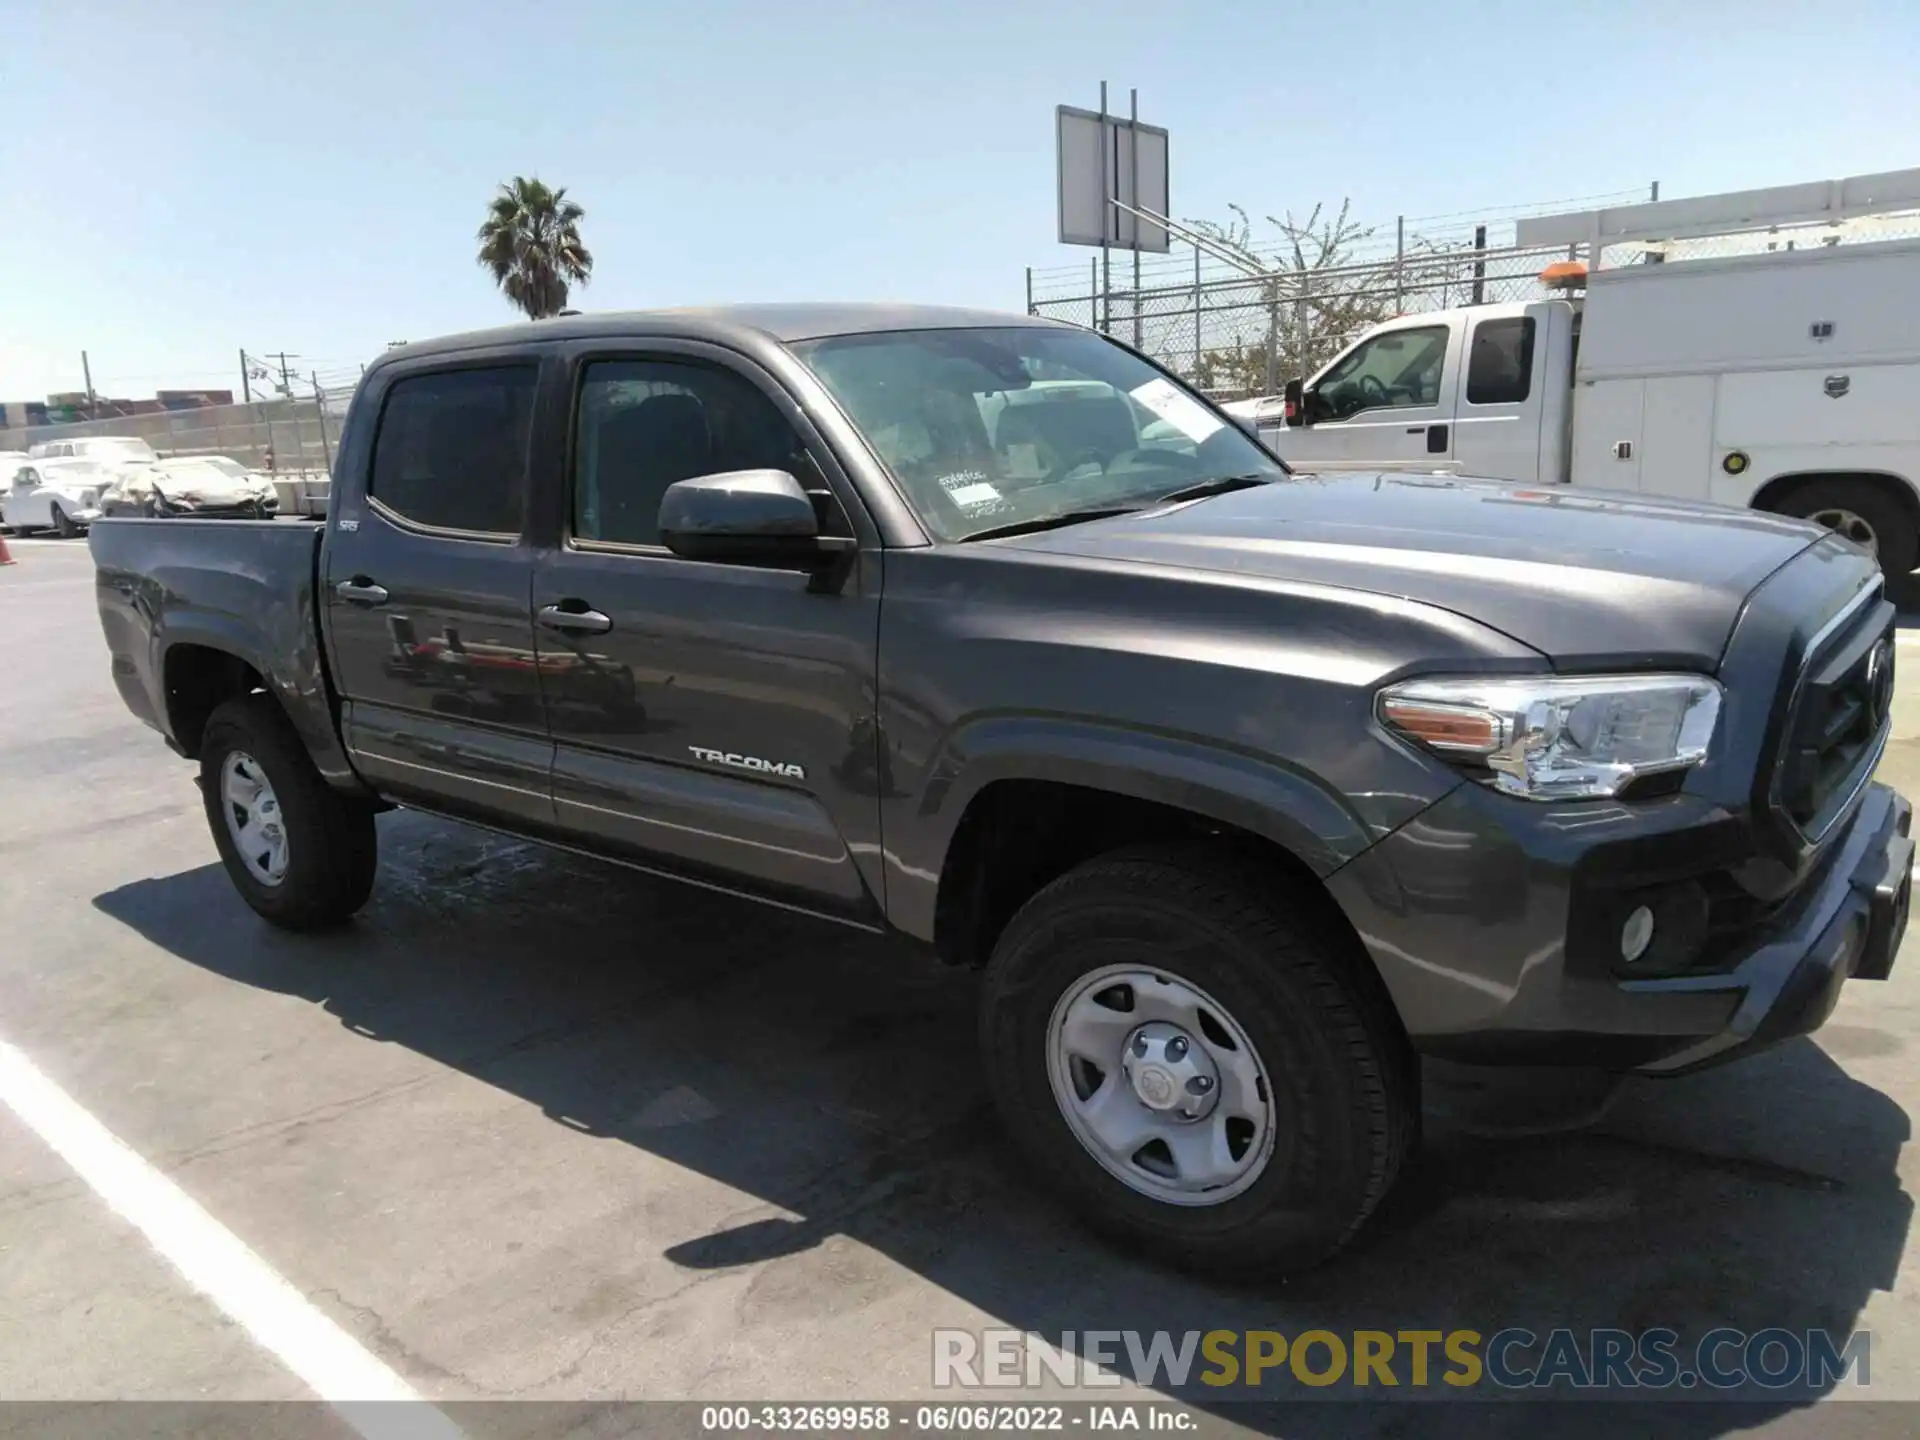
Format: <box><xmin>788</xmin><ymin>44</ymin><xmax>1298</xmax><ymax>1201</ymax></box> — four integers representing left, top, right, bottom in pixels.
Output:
<box><xmin>1128</xmin><ymin>377</ymin><xmax>1224</xmax><ymax>444</ymax></box>
<box><xmin>938</xmin><ymin>470</ymin><xmax>1011</xmax><ymax>516</ymax></box>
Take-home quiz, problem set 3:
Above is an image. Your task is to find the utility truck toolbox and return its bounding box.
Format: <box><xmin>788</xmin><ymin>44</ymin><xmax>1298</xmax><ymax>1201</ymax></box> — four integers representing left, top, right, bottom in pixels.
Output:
<box><xmin>90</xmin><ymin>303</ymin><xmax>1910</xmax><ymax>1274</ymax></box>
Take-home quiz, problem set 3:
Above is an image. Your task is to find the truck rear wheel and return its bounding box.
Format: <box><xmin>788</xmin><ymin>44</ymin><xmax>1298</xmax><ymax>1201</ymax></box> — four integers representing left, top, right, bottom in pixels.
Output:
<box><xmin>978</xmin><ymin>846</ymin><xmax>1417</xmax><ymax>1274</ymax></box>
<box><xmin>199</xmin><ymin>694</ymin><xmax>377</xmax><ymax>930</ymax></box>
<box><xmin>1777</xmin><ymin>479</ymin><xmax>1917</xmax><ymax>578</ymax></box>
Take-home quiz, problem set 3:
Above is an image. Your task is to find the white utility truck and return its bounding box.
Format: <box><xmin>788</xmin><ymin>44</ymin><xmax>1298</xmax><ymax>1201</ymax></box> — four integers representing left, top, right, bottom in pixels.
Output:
<box><xmin>1249</xmin><ymin>169</ymin><xmax>1920</xmax><ymax>574</ymax></box>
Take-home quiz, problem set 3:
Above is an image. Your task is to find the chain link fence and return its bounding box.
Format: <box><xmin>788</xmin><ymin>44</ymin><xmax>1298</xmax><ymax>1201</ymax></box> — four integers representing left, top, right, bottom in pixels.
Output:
<box><xmin>2</xmin><ymin>386</ymin><xmax>358</xmax><ymax>480</ymax></box>
<box><xmin>1029</xmin><ymin>195</ymin><xmax>1920</xmax><ymax>401</ymax></box>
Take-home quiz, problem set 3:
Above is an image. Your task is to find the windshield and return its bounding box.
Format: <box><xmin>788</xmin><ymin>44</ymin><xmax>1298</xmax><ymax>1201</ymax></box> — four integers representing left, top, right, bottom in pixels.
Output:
<box><xmin>791</xmin><ymin>325</ymin><xmax>1286</xmax><ymax>541</ymax></box>
<box><xmin>78</xmin><ymin>438</ymin><xmax>158</xmax><ymax>462</ymax></box>
<box><xmin>156</xmin><ymin>458</ymin><xmax>242</xmax><ymax>482</ymax></box>
<box><xmin>201</xmin><ymin>456</ymin><xmax>249</xmax><ymax>478</ymax></box>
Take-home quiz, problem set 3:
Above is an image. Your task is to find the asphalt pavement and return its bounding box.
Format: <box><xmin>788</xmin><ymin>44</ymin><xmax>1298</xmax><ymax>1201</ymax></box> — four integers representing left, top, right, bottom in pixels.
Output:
<box><xmin>3</xmin><ymin>533</ymin><xmax>1920</xmax><ymax>1437</ymax></box>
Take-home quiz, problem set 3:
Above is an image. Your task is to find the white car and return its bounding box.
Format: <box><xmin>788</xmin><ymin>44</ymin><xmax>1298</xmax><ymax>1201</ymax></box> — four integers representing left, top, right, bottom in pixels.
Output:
<box><xmin>200</xmin><ymin>454</ymin><xmax>324</xmax><ymax>517</ymax></box>
<box><xmin>99</xmin><ymin>455</ymin><xmax>280</xmax><ymax>519</ymax></box>
<box><xmin>2</xmin><ymin>460</ymin><xmax>106</xmax><ymax>536</ymax></box>
<box><xmin>28</xmin><ymin>435</ymin><xmax>160</xmax><ymax>466</ymax></box>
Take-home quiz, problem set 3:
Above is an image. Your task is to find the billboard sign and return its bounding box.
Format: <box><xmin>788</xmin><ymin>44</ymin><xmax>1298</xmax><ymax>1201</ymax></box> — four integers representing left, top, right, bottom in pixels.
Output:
<box><xmin>1056</xmin><ymin>103</ymin><xmax>1170</xmax><ymax>253</ymax></box>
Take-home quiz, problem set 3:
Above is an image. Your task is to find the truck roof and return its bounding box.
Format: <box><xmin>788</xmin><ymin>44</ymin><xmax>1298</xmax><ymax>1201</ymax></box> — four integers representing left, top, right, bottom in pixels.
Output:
<box><xmin>379</xmin><ymin>303</ymin><xmax>1068</xmax><ymax>368</ymax></box>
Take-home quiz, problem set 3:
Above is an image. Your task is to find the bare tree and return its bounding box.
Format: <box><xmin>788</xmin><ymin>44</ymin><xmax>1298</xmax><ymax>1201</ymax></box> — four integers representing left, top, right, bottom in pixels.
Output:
<box><xmin>1185</xmin><ymin>200</ymin><xmax>1434</xmax><ymax>396</ymax></box>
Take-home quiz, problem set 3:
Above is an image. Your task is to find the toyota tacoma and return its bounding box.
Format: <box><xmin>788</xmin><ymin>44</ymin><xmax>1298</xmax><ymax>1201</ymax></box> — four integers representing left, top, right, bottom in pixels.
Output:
<box><xmin>90</xmin><ymin>305</ymin><xmax>1913</xmax><ymax>1272</ymax></box>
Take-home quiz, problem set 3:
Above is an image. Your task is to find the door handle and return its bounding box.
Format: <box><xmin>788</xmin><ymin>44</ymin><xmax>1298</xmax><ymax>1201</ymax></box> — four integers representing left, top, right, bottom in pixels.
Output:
<box><xmin>334</xmin><ymin>578</ymin><xmax>390</xmax><ymax>606</ymax></box>
<box><xmin>538</xmin><ymin>603</ymin><xmax>613</xmax><ymax>635</ymax></box>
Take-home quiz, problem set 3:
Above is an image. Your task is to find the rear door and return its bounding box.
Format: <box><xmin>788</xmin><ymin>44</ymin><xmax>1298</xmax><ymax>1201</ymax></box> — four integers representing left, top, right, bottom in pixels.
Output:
<box><xmin>1284</xmin><ymin>320</ymin><xmax>1460</xmax><ymax>471</ymax></box>
<box><xmin>1451</xmin><ymin>307</ymin><xmax>1547</xmax><ymax>482</ymax></box>
<box><xmin>322</xmin><ymin>355</ymin><xmax>555</xmax><ymax>828</ymax></box>
<box><xmin>528</xmin><ymin>340</ymin><xmax>885</xmax><ymax>921</ymax></box>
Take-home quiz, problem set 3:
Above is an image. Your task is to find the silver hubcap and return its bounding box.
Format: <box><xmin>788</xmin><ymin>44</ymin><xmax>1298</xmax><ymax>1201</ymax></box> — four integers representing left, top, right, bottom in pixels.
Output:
<box><xmin>1048</xmin><ymin>965</ymin><xmax>1275</xmax><ymax>1206</ymax></box>
<box><xmin>221</xmin><ymin>751</ymin><xmax>289</xmax><ymax>886</ymax></box>
<box><xmin>1809</xmin><ymin>506</ymin><xmax>1878</xmax><ymax>557</ymax></box>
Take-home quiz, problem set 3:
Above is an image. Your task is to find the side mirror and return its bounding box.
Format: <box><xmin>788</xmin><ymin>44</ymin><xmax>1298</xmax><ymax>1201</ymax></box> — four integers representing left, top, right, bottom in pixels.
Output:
<box><xmin>1282</xmin><ymin>378</ymin><xmax>1308</xmax><ymax>427</ymax></box>
<box><xmin>658</xmin><ymin>469</ymin><xmax>855</xmax><ymax>572</ymax></box>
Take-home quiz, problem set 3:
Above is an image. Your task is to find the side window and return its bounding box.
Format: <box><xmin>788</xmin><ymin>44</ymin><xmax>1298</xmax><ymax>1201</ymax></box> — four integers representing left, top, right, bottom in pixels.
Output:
<box><xmin>1316</xmin><ymin>325</ymin><xmax>1449</xmax><ymax>419</ymax></box>
<box><xmin>369</xmin><ymin>366</ymin><xmax>536</xmax><ymax>536</ymax></box>
<box><xmin>572</xmin><ymin>359</ymin><xmax>819</xmax><ymax>548</ymax></box>
<box><xmin>1466</xmin><ymin>317</ymin><xmax>1536</xmax><ymax>406</ymax></box>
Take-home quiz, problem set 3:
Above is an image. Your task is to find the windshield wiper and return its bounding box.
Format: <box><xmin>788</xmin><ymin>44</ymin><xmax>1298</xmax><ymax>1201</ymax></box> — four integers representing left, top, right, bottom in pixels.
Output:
<box><xmin>963</xmin><ymin>506</ymin><xmax>1146</xmax><ymax>542</ymax></box>
<box><xmin>961</xmin><ymin>475</ymin><xmax>1276</xmax><ymax>543</ymax></box>
<box><xmin>1150</xmin><ymin>473</ymin><xmax>1275</xmax><ymax>505</ymax></box>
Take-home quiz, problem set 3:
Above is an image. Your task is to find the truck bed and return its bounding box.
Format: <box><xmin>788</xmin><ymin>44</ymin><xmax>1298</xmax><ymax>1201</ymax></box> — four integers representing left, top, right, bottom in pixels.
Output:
<box><xmin>89</xmin><ymin>518</ymin><xmax>345</xmax><ymax>773</ymax></box>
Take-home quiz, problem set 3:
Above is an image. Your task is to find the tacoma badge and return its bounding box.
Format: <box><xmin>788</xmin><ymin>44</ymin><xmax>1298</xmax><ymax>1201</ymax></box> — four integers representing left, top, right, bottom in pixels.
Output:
<box><xmin>688</xmin><ymin>745</ymin><xmax>806</xmax><ymax>780</ymax></box>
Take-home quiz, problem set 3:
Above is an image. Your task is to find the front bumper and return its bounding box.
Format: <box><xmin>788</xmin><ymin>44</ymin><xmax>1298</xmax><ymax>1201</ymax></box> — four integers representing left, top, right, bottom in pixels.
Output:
<box><xmin>1326</xmin><ymin>780</ymin><xmax>1912</xmax><ymax>1075</ymax></box>
<box><xmin>151</xmin><ymin>498</ymin><xmax>279</xmax><ymax>519</ymax></box>
<box><xmin>1631</xmin><ymin>783</ymin><xmax>1910</xmax><ymax>1073</ymax></box>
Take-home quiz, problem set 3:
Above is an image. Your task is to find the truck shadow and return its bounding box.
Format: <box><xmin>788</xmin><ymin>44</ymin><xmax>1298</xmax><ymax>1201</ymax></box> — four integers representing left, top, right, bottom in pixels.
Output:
<box><xmin>93</xmin><ymin>812</ymin><xmax>1912</xmax><ymax>1435</ymax></box>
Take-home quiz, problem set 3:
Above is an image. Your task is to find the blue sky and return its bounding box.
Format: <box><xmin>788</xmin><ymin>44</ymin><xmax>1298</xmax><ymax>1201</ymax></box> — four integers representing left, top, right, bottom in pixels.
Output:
<box><xmin>5</xmin><ymin>0</ymin><xmax>1918</xmax><ymax>398</ymax></box>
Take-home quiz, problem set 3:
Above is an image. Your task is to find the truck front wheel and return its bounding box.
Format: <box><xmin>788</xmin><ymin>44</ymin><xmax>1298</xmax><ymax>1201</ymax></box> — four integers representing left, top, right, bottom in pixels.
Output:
<box><xmin>199</xmin><ymin>694</ymin><xmax>377</xmax><ymax>930</ymax></box>
<box><xmin>978</xmin><ymin>847</ymin><xmax>1417</xmax><ymax>1274</ymax></box>
<box><xmin>1777</xmin><ymin>479</ymin><xmax>1918</xmax><ymax>578</ymax></box>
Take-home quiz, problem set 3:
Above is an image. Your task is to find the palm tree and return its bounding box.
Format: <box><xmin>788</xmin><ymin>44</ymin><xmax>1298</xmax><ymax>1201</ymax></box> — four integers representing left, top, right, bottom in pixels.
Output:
<box><xmin>475</xmin><ymin>176</ymin><xmax>593</xmax><ymax>320</ymax></box>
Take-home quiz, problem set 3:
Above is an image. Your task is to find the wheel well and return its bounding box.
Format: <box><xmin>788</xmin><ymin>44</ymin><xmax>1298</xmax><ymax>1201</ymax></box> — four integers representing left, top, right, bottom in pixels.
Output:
<box><xmin>932</xmin><ymin>779</ymin><xmax>1364</xmax><ymax>973</ymax></box>
<box><xmin>1751</xmin><ymin>469</ymin><xmax>1920</xmax><ymax>525</ymax></box>
<box><xmin>164</xmin><ymin>646</ymin><xmax>266</xmax><ymax>758</ymax></box>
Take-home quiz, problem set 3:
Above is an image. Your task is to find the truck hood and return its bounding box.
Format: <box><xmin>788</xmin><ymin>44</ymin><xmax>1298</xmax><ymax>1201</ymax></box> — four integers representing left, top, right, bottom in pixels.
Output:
<box><xmin>995</xmin><ymin>472</ymin><xmax>1826</xmax><ymax>670</ymax></box>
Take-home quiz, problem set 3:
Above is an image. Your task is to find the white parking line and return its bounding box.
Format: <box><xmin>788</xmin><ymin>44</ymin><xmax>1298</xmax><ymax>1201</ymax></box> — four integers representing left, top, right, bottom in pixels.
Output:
<box><xmin>0</xmin><ymin>1038</ymin><xmax>466</xmax><ymax>1439</ymax></box>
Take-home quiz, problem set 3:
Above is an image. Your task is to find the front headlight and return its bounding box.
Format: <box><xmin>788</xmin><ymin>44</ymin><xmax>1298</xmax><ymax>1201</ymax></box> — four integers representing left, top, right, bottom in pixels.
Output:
<box><xmin>1377</xmin><ymin>673</ymin><xmax>1723</xmax><ymax>801</ymax></box>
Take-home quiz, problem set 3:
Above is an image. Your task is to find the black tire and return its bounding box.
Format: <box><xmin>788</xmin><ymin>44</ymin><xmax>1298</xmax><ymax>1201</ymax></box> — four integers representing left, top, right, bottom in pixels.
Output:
<box><xmin>979</xmin><ymin>846</ymin><xmax>1418</xmax><ymax>1275</ymax></box>
<box><xmin>50</xmin><ymin>503</ymin><xmax>78</xmax><ymax>539</ymax></box>
<box><xmin>1776</xmin><ymin>478</ymin><xmax>1917</xmax><ymax>578</ymax></box>
<box><xmin>199</xmin><ymin>694</ymin><xmax>378</xmax><ymax>930</ymax></box>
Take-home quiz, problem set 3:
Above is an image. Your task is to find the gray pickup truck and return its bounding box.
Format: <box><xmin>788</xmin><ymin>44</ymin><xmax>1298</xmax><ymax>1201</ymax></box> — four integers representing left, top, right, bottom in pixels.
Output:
<box><xmin>92</xmin><ymin>304</ymin><xmax>1913</xmax><ymax>1273</ymax></box>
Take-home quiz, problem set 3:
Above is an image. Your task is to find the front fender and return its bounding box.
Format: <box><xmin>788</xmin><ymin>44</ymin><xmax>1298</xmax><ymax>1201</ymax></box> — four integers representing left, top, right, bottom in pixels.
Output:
<box><xmin>882</xmin><ymin>713</ymin><xmax>1393</xmax><ymax>942</ymax></box>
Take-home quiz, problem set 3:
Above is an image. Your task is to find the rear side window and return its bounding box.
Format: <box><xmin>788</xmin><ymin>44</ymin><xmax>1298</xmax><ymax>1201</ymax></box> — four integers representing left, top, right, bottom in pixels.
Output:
<box><xmin>370</xmin><ymin>367</ymin><xmax>537</xmax><ymax>535</ymax></box>
<box><xmin>1466</xmin><ymin>317</ymin><xmax>1536</xmax><ymax>406</ymax></box>
<box><xmin>572</xmin><ymin>359</ymin><xmax>815</xmax><ymax>547</ymax></box>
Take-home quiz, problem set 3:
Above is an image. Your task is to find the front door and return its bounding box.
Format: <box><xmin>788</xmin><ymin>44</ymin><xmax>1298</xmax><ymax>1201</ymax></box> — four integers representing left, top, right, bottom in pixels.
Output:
<box><xmin>529</xmin><ymin>345</ymin><xmax>884</xmax><ymax>920</ymax></box>
<box><xmin>1274</xmin><ymin>321</ymin><xmax>1459</xmax><ymax>472</ymax></box>
<box><xmin>322</xmin><ymin>357</ymin><xmax>555</xmax><ymax>829</ymax></box>
<box><xmin>7</xmin><ymin>467</ymin><xmax>48</xmax><ymax>528</ymax></box>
